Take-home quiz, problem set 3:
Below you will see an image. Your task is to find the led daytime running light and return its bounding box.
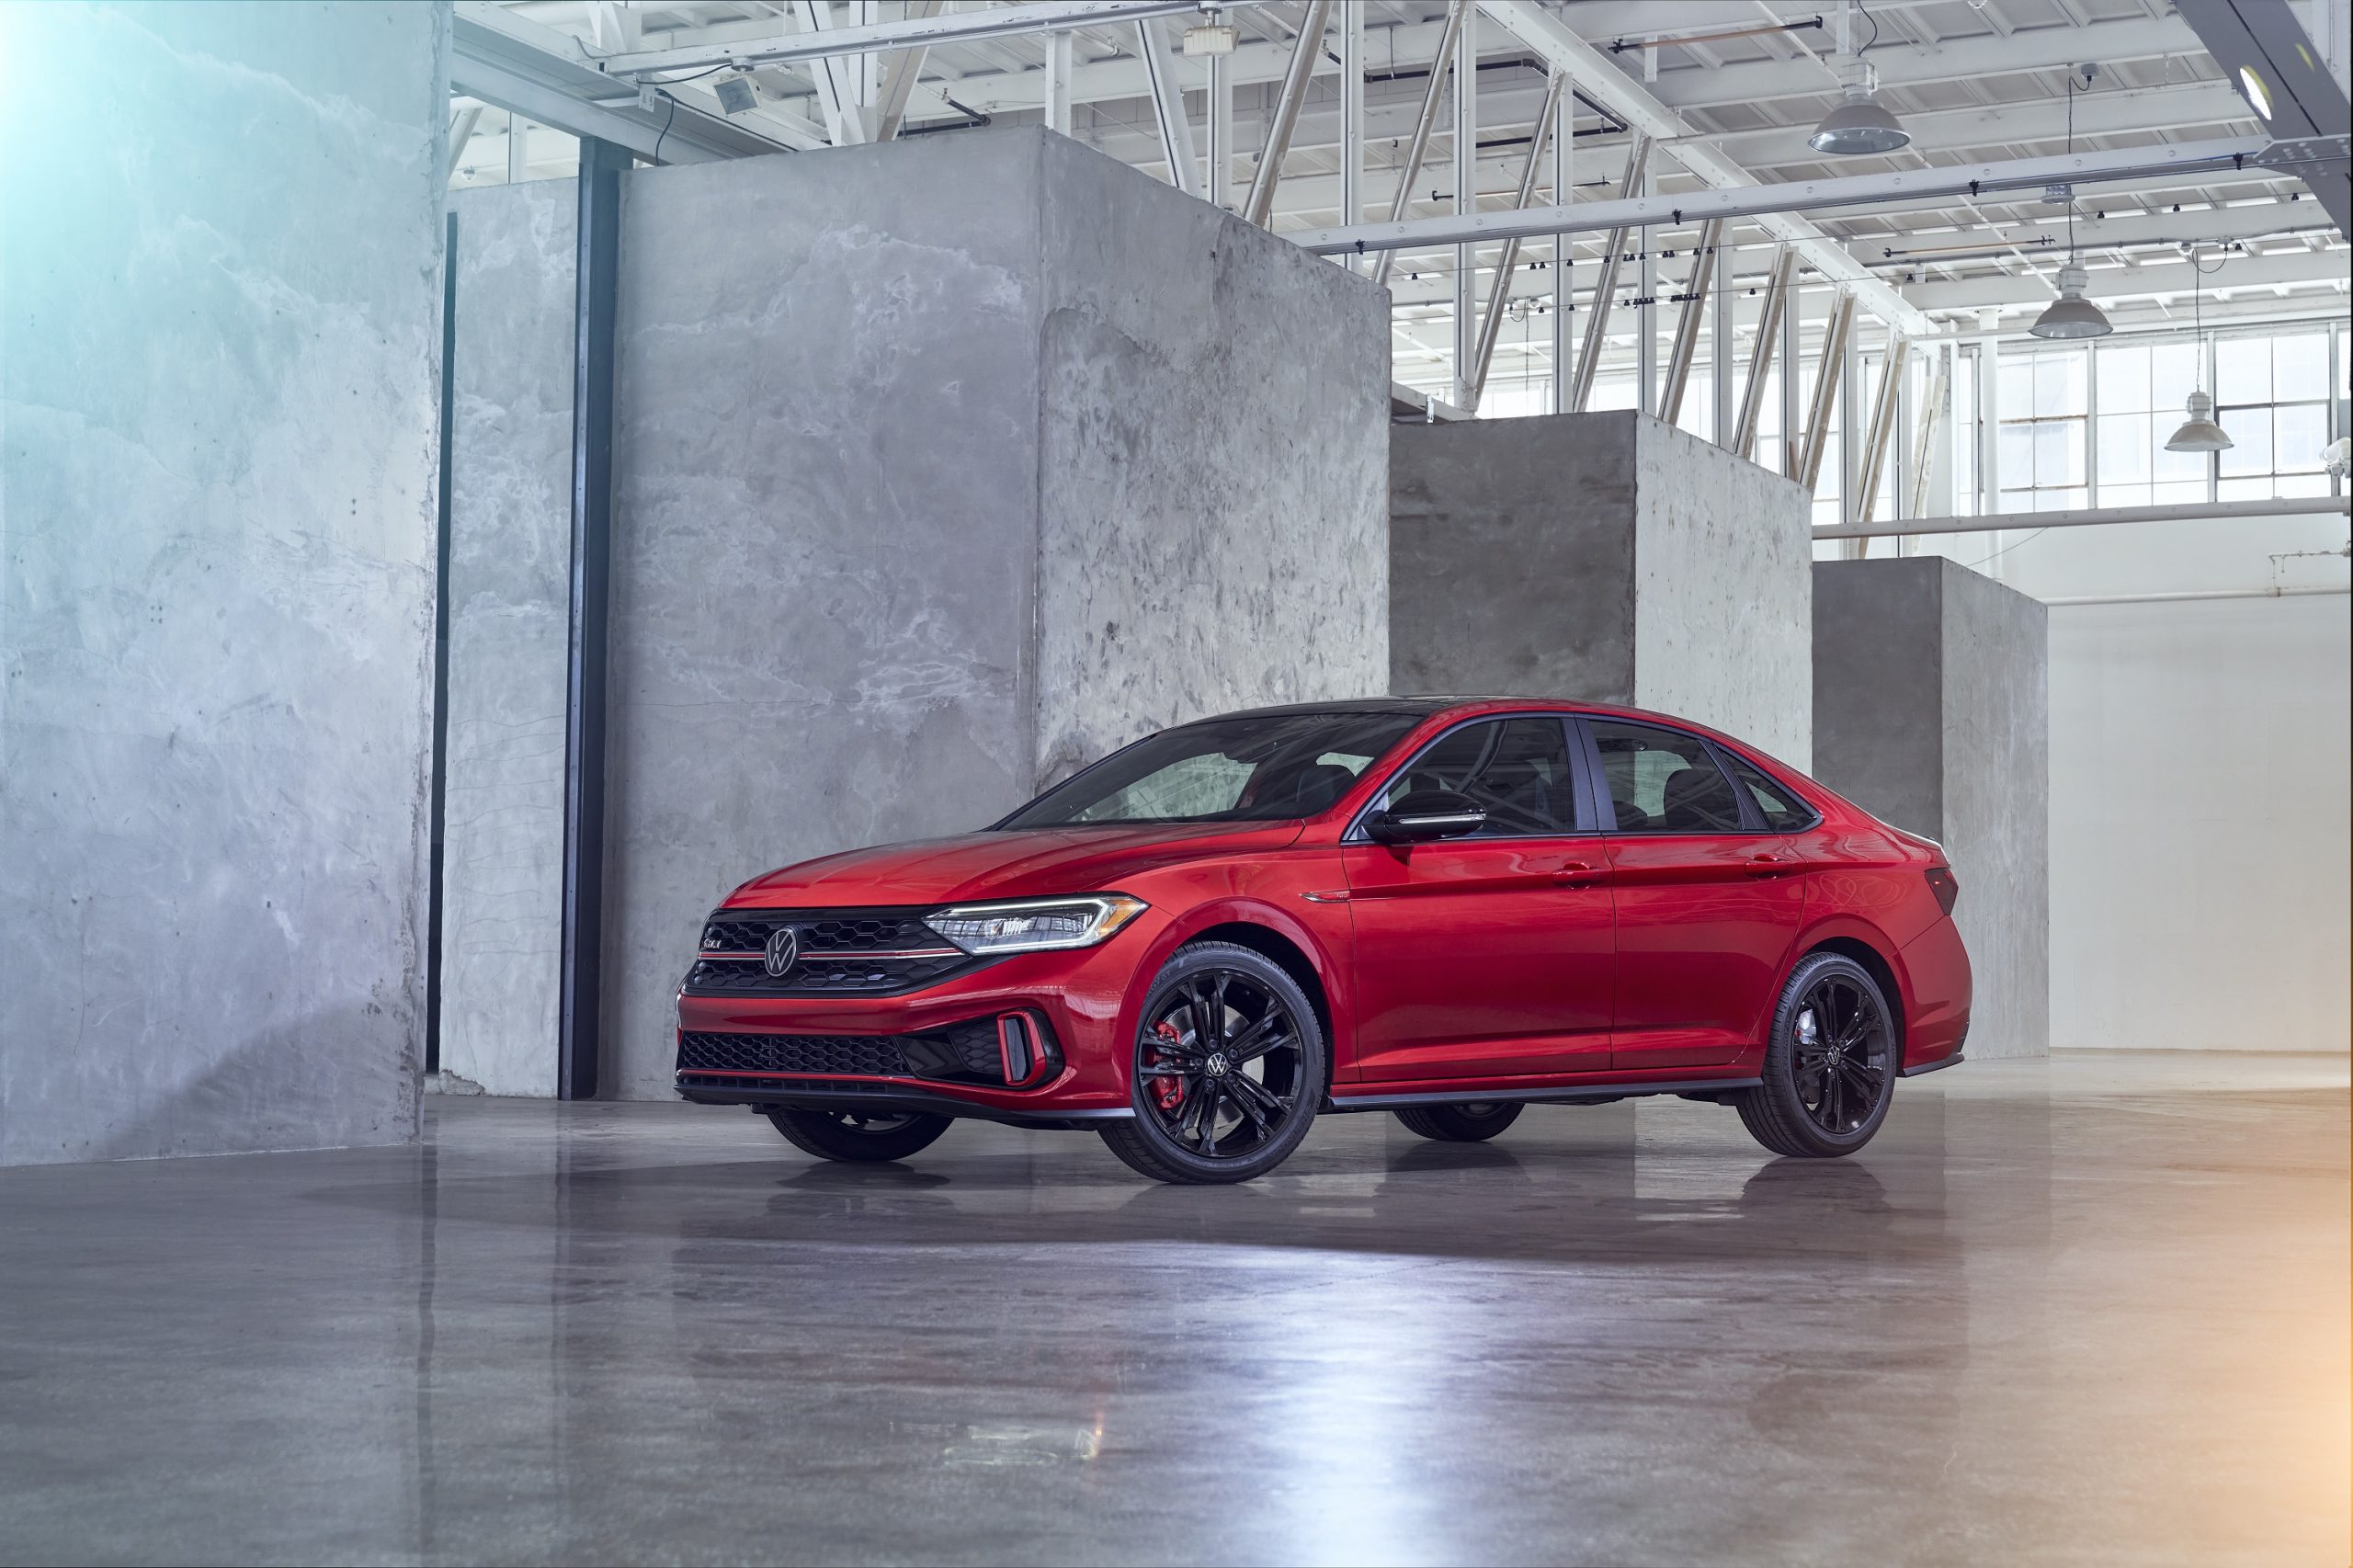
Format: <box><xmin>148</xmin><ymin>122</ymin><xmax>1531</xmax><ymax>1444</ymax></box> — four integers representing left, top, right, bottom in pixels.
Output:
<box><xmin>925</xmin><ymin>895</ymin><xmax>1148</xmax><ymax>955</ymax></box>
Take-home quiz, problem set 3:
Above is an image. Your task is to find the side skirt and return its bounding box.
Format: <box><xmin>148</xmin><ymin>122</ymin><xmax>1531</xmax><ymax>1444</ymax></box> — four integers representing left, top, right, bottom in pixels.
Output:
<box><xmin>1324</xmin><ymin>1075</ymin><xmax>1764</xmax><ymax>1112</ymax></box>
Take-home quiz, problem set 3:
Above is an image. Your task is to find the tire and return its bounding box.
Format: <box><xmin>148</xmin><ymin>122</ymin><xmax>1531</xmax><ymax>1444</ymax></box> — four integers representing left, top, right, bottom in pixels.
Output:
<box><xmin>1097</xmin><ymin>940</ymin><xmax>1325</xmax><ymax>1186</ymax></box>
<box><xmin>1393</xmin><ymin>1101</ymin><xmax>1524</xmax><ymax>1142</ymax></box>
<box><xmin>766</xmin><ymin>1107</ymin><xmax>952</xmax><ymax>1164</ymax></box>
<box><xmin>1735</xmin><ymin>951</ymin><xmax>1898</xmax><ymax>1158</ymax></box>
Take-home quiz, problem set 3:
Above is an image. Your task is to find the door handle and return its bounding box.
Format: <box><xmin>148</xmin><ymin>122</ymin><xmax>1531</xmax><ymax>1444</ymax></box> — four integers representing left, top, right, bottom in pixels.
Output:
<box><xmin>1552</xmin><ymin>860</ymin><xmax>1611</xmax><ymax>886</ymax></box>
<box><xmin>1744</xmin><ymin>854</ymin><xmax>1798</xmax><ymax>877</ymax></box>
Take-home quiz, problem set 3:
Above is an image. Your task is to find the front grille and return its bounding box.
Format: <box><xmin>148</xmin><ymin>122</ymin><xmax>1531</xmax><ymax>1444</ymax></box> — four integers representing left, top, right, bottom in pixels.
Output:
<box><xmin>677</xmin><ymin>1017</ymin><xmax>1021</xmax><ymax>1085</ymax></box>
<box><xmin>685</xmin><ymin>906</ymin><xmax>981</xmax><ymax>996</ymax></box>
<box><xmin>678</xmin><ymin>1032</ymin><xmax>914</xmax><ymax>1076</ymax></box>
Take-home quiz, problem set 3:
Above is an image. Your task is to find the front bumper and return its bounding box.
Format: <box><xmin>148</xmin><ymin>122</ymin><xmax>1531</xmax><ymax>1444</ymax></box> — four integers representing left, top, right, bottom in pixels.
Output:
<box><xmin>674</xmin><ymin>926</ymin><xmax>1156</xmax><ymax>1120</ymax></box>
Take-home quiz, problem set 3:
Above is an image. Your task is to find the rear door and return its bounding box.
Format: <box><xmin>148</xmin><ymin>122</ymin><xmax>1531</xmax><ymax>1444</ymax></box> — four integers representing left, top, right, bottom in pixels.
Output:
<box><xmin>1342</xmin><ymin>715</ymin><xmax>1616</xmax><ymax>1082</ymax></box>
<box><xmin>1582</xmin><ymin>719</ymin><xmax>1808</xmax><ymax>1071</ymax></box>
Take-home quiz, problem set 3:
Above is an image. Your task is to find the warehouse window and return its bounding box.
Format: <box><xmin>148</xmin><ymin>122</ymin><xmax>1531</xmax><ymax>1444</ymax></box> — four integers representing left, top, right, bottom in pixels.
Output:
<box><xmin>2216</xmin><ymin>330</ymin><xmax>2335</xmax><ymax>501</ymax></box>
<box><xmin>2095</xmin><ymin>338</ymin><xmax>2209</xmax><ymax>509</ymax></box>
<box><xmin>1999</xmin><ymin>347</ymin><xmax>2088</xmax><ymax>512</ymax></box>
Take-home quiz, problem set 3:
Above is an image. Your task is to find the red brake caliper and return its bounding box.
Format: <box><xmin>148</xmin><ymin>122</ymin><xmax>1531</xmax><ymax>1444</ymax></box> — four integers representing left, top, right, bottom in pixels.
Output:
<box><xmin>1145</xmin><ymin>1019</ymin><xmax>1187</xmax><ymax>1113</ymax></box>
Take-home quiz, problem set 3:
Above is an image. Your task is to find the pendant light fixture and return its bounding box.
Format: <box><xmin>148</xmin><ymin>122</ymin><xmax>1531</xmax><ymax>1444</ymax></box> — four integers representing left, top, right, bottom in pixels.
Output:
<box><xmin>1810</xmin><ymin>3</ymin><xmax>1911</xmax><ymax>155</ymax></box>
<box><xmin>2165</xmin><ymin>248</ymin><xmax>2233</xmax><ymax>453</ymax></box>
<box><xmin>2030</xmin><ymin>67</ymin><xmax>2113</xmax><ymax>341</ymax></box>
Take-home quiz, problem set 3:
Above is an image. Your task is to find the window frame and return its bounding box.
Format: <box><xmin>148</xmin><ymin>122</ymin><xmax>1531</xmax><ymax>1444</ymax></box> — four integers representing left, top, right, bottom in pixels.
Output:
<box><xmin>1572</xmin><ymin>717</ymin><xmax>1775</xmax><ymax>837</ymax></box>
<box><xmin>1343</xmin><ymin>712</ymin><xmax>1601</xmax><ymax>844</ymax></box>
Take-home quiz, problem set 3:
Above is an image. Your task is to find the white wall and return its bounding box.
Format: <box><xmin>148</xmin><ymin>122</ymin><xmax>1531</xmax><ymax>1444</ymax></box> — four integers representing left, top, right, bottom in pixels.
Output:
<box><xmin>2047</xmin><ymin>595</ymin><xmax>2349</xmax><ymax>1051</ymax></box>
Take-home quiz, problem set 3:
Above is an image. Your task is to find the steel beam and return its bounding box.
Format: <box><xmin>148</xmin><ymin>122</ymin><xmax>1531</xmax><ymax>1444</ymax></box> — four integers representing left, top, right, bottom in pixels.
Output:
<box><xmin>445</xmin><ymin>105</ymin><xmax>483</xmax><ymax>182</ymax></box>
<box><xmin>426</xmin><ymin>208</ymin><xmax>460</xmax><ymax>1079</ymax></box>
<box><xmin>1286</xmin><ymin>136</ymin><xmax>2272</xmax><ymax>264</ymax></box>
<box><xmin>1812</xmin><ymin>495</ymin><xmax>2349</xmax><ymax>539</ymax></box>
<box><xmin>1657</xmin><ymin>216</ymin><xmax>1722</xmax><ymax>425</ymax></box>
<box><xmin>1452</xmin><ymin>4</ymin><xmax>1478</xmax><ymax>412</ymax></box>
<box><xmin>877</xmin><ymin>0</ymin><xmax>945</xmax><ymax>141</ymax></box>
<box><xmin>1733</xmin><ymin>245</ymin><xmax>1794</xmax><ymax>460</ymax></box>
<box><xmin>1339</xmin><ymin>3</ymin><xmax>1363</xmax><ymax>251</ymax></box>
<box><xmin>1207</xmin><ymin>50</ymin><xmax>1233</xmax><ymax>209</ymax></box>
<box><xmin>1469</xmin><ymin>73</ymin><xmax>1566</xmax><ymax>409</ymax></box>
<box><xmin>1136</xmin><ymin>17</ymin><xmax>1199</xmax><ymax>196</ymax></box>
<box><xmin>1550</xmin><ymin>62</ymin><xmax>1572</xmax><ymax>415</ymax></box>
<box><xmin>559</xmin><ymin>138</ymin><xmax>627</xmax><ymax>1104</ymax></box>
<box><xmin>1369</xmin><ymin>0</ymin><xmax>1468</xmax><ymax>290</ymax></box>
<box><xmin>1245</xmin><ymin>0</ymin><xmax>1332</xmax><ymax>227</ymax></box>
<box><xmin>1906</xmin><ymin>345</ymin><xmax>1951</xmax><ymax>523</ymax></box>
<box><xmin>1567</xmin><ymin>136</ymin><xmax>1649</xmax><ymax>414</ymax></box>
<box><xmin>1796</xmin><ymin>291</ymin><xmax>1855</xmax><ymax>494</ymax></box>
<box><xmin>598</xmin><ymin>0</ymin><xmax>1254</xmax><ymax>75</ymax></box>
<box><xmin>1852</xmin><ymin>334</ymin><xmax>1910</xmax><ymax>551</ymax></box>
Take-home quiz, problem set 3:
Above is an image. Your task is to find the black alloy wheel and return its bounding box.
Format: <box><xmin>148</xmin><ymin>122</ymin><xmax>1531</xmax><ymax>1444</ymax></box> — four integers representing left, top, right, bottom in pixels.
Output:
<box><xmin>1393</xmin><ymin>1101</ymin><xmax>1524</xmax><ymax>1142</ymax></box>
<box><xmin>766</xmin><ymin>1106</ymin><xmax>953</xmax><ymax>1163</ymax></box>
<box><xmin>1735</xmin><ymin>951</ymin><xmax>1897</xmax><ymax>1158</ymax></box>
<box><xmin>1097</xmin><ymin>941</ymin><xmax>1324</xmax><ymax>1185</ymax></box>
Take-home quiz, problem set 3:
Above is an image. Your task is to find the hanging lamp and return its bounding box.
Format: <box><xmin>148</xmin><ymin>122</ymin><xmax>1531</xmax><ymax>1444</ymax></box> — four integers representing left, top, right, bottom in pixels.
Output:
<box><xmin>1809</xmin><ymin>5</ymin><xmax>1910</xmax><ymax>155</ymax></box>
<box><xmin>2031</xmin><ymin>69</ymin><xmax>2112</xmax><ymax>341</ymax></box>
<box><xmin>2165</xmin><ymin>251</ymin><xmax>2233</xmax><ymax>453</ymax></box>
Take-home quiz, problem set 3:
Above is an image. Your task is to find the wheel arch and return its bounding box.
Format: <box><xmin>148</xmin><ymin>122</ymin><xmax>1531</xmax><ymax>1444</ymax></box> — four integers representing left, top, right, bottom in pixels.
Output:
<box><xmin>1186</xmin><ymin>920</ymin><xmax>1337</xmax><ymax>1074</ymax></box>
<box><xmin>1795</xmin><ymin>932</ymin><xmax>1908</xmax><ymax>1051</ymax></box>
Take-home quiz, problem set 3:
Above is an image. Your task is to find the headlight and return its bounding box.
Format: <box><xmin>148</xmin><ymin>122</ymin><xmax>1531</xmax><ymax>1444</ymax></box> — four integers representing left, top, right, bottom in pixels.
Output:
<box><xmin>924</xmin><ymin>895</ymin><xmax>1148</xmax><ymax>955</ymax></box>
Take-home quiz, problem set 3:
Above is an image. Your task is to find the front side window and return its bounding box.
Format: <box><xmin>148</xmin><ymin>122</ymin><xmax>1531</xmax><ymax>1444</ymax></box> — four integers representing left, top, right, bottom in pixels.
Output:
<box><xmin>1590</xmin><ymin>722</ymin><xmax>1746</xmax><ymax>834</ymax></box>
<box><xmin>1370</xmin><ymin>717</ymin><xmax>1580</xmax><ymax>836</ymax></box>
<box><xmin>999</xmin><ymin>710</ymin><xmax>1424</xmax><ymax>828</ymax></box>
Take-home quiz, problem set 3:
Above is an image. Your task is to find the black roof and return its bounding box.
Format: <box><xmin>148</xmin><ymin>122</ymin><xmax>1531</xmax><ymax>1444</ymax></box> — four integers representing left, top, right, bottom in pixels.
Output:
<box><xmin>1175</xmin><ymin>697</ymin><xmax>1516</xmax><ymax>726</ymax></box>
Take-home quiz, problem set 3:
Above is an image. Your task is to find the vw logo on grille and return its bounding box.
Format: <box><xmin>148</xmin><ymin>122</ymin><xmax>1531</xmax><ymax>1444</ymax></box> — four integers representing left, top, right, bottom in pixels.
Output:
<box><xmin>763</xmin><ymin>926</ymin><xmax>800</xmax><ymax>979</ymax></box>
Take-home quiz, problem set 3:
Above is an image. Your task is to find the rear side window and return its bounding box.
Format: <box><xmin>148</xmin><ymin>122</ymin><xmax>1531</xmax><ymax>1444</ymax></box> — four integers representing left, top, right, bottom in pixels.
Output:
<box><xmin>1589</xmin><ymin>721</ymin><xmax>1746</xmax><ymax>834</ymax></box>
<box><xmin>1374</xmin><ymin>717</ymin><xmax>1580</xmax><ymax>836</ymax></box>
<box><xmin>1722</xmin><ymin>752</ymin><xmax>1816</xmax><ymax>832</ymax></box>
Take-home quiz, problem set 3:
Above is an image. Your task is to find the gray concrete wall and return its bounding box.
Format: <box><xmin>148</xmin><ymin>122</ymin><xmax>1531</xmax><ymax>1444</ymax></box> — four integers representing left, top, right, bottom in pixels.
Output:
<box><xmin>1033</xmin><ymin>135</ymin><xmax>1390</xmax><ymax>778</ymax></box>
<box><xmin>438</xmin><ymin>183</ymin><xmax>575</xmax><ymax>1098</ymax></box>
<box><xmin>1390</xmin><ymin>412</ymin><xmax>1638</xmax><ymax>703</ymax></box>
<box><xmin>1813</xmin><ymin>557</ymin><xmax>2050</xmax><ymax>1058</ymax></box>
<box><xmin>1390</xmin><ymin>410</ymin><xmax>1812</xmax><ymax>767</ymax></box>
<box><xmin>1632</xmin><ymin>419</ymin><xmax>1814</xmax><ymax>770</ymax></box>
<box><xmin>0</xmin><ymin>3</ymin><xmax>449</xmax><ymax>1164</ymax></box>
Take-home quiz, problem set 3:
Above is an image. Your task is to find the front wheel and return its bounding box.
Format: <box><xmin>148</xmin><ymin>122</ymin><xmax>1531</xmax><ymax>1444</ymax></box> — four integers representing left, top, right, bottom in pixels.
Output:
<box><xmin>1097</xmin><ymin>941</ymin><xmax>1325</xmax><ymax>1185</ymax></box>
<box><xmin>1735</xmin><ymin>952</ymin><xmax>1896</xmax><ymax>1158</ymax></box>
<box><xmin>1393</xmin><ymin>1102</ymin><xmax>1524</xmax><ymax>1142</ymax></box>
<box><xmin>766</xmin><ymin>1107</ymin><xmax>952</xmax><ymax>1164</ymax></box>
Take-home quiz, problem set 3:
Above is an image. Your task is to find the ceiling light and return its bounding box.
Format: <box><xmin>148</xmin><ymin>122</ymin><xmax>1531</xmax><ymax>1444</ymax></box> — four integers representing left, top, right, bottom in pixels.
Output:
<box><xmin>1809</xmin><ymin>59</ymin><xmax>1910</xmax><ymax>155</ymax></box>
<box><xmin>1183</xmin><ymin>20</ymin><xmax>1237</xmax><ymax>56</ymax></box>
<box><xmin>2237</xmin><ymin>65</ymin><xmax>2273</xmax><ymax>120</ymax></box>
<box><xmin>713</xmin><ymin>74</ymin><xmax>756</xmax><ymax>116</ymax></box>
<box><xmin>2165</xmin><ymin>391</ymin><xmax>2234</xmax><ymax>453</ymax></box>
<box><xmin>2029</xmin><ymin>263</ymin><xmax>2113</xmax><ymax>339</ymax></box>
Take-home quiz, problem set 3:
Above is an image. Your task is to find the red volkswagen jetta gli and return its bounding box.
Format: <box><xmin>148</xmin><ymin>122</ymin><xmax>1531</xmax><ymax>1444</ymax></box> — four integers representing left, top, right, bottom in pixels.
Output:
<box><xmin>675</xmin><ymin>699</ymin><xmax>1971</xmax><ymax>1184</ymax></box>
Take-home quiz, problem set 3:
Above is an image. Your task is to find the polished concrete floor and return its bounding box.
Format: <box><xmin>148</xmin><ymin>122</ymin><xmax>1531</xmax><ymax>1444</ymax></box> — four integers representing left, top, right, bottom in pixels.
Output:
<box><xmin>0</xmin><ymin>1052</ymin><xmax>2344</xmax><ymax>1567</ymax></box>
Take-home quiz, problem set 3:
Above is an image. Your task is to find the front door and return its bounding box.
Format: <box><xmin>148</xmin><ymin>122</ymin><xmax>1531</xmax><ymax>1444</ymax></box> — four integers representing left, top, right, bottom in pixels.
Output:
<box><xmin>1343</xmin><ymin>716</ymin><xmax>1616</xmax><ymax>1082</ymax></box>
<box><xmin>1584</xmin><ymin>719</ymin><xmax>1808</xmax><ymax>1071</ymax></box>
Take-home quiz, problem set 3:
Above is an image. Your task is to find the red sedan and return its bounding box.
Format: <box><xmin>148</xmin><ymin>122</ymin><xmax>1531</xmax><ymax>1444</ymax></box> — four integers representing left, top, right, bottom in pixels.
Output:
<box><xmin>675</xmin><ymin>699</ymin><xmax>1972</xmax><ymax>1184</ymax></box>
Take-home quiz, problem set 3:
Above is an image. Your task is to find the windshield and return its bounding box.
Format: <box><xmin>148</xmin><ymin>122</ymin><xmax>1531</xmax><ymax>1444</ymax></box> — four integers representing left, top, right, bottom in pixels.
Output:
<box><xmin>996</xmin><ymin>710</ymin><xmax>1426</xmax><ymax>828</ymax></box>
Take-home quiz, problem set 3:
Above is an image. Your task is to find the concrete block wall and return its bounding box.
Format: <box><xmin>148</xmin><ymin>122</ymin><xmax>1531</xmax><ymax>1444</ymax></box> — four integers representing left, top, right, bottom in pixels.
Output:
<box><xmin>439</xmin><ymin>130</ymin><xmax>1388</xmax><ymax>1100</ymax></box>
<box><xmin>1391</xmin><ymin>410</ymin><xmax>1813</xmax><ymax>768</ymax></box>
<box><xmin>0</xmin><ymin>4</ymin><xmax>449</xmax><ymax>1163</ymax></box>
<box><xmin>1813</xmin><ymin>556</ymin><xmax>2051</xmax><ymax>1059</ymax></box>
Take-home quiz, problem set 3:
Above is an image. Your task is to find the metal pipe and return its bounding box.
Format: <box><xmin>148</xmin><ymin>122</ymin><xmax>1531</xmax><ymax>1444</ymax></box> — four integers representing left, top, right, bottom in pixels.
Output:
<box><xmin>1853</xmin><ymin>334</ymin><xmax>1910</xmax><ymax>542</ymax></box>
<box><xmin>1906</xmin><ymin>345</ymin><xmax>1951</xmax><ymax>522</ymax></box>
<box><xmin>1468</xmin><ymin>74</ymin><xmax>1567</xmax><ymax>409</ymax></box>
<box><xmin>1812</xmin><ymin>495</ymin><xmax>2351</xmax><ymax>539</ymax></box>
<box><xmin>1779</xmin><ymin>267</ymin><xmax>1801</xmax><ymax>474</ymax></box>
<box><xmin>1568</xmin><ymin>134</ymin><xmax>1651</xmax><ymax>413</ymax></box>
<box><xmin>1136</xmin><ymin>17</ymin><xmax>1199</xmax><ymax>197</ymax></box>
<box><xmin>1451</xmin><ymin>2</ymin><xmax>1478</xmax><ymax>411</ymax></box>
<box><xmin>559</xmin><ymin>136</ymin><xmax>627</xmax><ymax>1103</ymax></box>
<box><xmin>1733</xmin><ymin>245</ymin><xmax>1794</xmax><ymax>460</ymax></box>
<box><xmin>1206</xmin><ymin>48</ymin><xmax>1232</xmax><ymax>208</ymax></box>
<box><xmin>1657</xmin><ymin>215</ymin><xmax>1722</xmax><ymax>424</ymax></box>
<box><xmin>1796</xmin><ymin>290</ymin><xmax>1855</xmax><ymax>494</ymax></box>
<box><xmin>1370</xmin><ymin>0</ymin><xmax>1468</xmax><ymax>290</ymax></box>
<box><xmin>1245</xmin><ymin>0</ymin><xmax>1333</xmax><ymax>227</ymax></box>
<box><xmin>2040</xmin><ymin>585</ymin><xmax>2350</xmax><ymax>605</ymax></box>
<box><xmin>1550</xmin><ymin>64</ymin><xmax>1573</xmax><ymax>414</ymax></box>
<box><xmin>1339</xmin><ymin>2</ymin><xmax>1363</xmax><ymax>256</ymax></box>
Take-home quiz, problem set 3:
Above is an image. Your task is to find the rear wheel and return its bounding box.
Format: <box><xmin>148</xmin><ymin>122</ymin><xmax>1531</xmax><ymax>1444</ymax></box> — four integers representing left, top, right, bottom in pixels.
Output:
<box><xmin>1393</xmin><ymin>1102</ymin><xmax>1524</xmax><ymax>1142</ymax></box>
<box><xmin>1097</xmin><ymin>941</ymin><xmax>1324</xmax><ymax>1185</ymax></box>
<box><xmin>1735</xmin><ymin>952</ymin><xmax>1896</xmax><ymax>1158</ymax></box>
<box><xmin>766</xmin><ymin>1107</ymin><xmax>952</xmax><ymax>1163</ymax></box>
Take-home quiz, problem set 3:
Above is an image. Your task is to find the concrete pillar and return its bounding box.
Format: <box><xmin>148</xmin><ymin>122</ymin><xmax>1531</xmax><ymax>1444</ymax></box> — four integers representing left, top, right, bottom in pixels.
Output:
<box><xmin>0</xmin><ymin>4</ymin><xmax>449</xmax><ymax>1162</ymax></box>
<box><xmin>442</xmin><ymin>129</ymin><xmax>1390</xmax><ymax>1098</ymax></box>
<box><xmin>1813</xmin><ymin>557</ymin><xmax>2050</xmax><ymax>1058</ymax></box>
<box><xmin>1389</xmin><ymin>410</ymin><xmax>1813</xmax><ymax>769</ymax></box>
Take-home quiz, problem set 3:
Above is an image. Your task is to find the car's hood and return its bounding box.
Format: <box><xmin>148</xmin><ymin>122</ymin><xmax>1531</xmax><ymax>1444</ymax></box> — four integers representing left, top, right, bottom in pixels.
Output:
<box><xmin>727</xmin><ymin>821</ymin><xmax>1305</xmax><ymax>908</ymax></box>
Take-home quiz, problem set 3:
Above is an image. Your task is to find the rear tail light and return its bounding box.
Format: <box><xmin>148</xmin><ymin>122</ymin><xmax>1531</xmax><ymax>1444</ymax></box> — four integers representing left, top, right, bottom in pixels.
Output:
<box><xmin>1925</xmin><ymin>867</ymin><xmax>1960</xmax><ymax>916</ymax></box>
<box><xmin>996</xmin><ymin>1011</ymin><xmax>1062</xmax><ymax>1088</ymax></box>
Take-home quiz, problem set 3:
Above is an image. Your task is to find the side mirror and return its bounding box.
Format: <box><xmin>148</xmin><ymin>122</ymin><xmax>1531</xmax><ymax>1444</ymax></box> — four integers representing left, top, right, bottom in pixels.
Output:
<box><xmin>1364</xmin><ymin>789</ymin><xmax>1487</xmax><ymax>845</ymax></box>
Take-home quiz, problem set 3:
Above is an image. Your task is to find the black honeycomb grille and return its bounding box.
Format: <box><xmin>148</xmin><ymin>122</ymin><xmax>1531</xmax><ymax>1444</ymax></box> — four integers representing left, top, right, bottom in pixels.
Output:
<box><xmin>686</xmin><ymin>906</ymin><xmax>980</xmax><ymax>996</ymax></box>
<box><xmin>677</xmin><ymin>1033</ymin><xmax>915</xmax><ymax>1077</ymax></box>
